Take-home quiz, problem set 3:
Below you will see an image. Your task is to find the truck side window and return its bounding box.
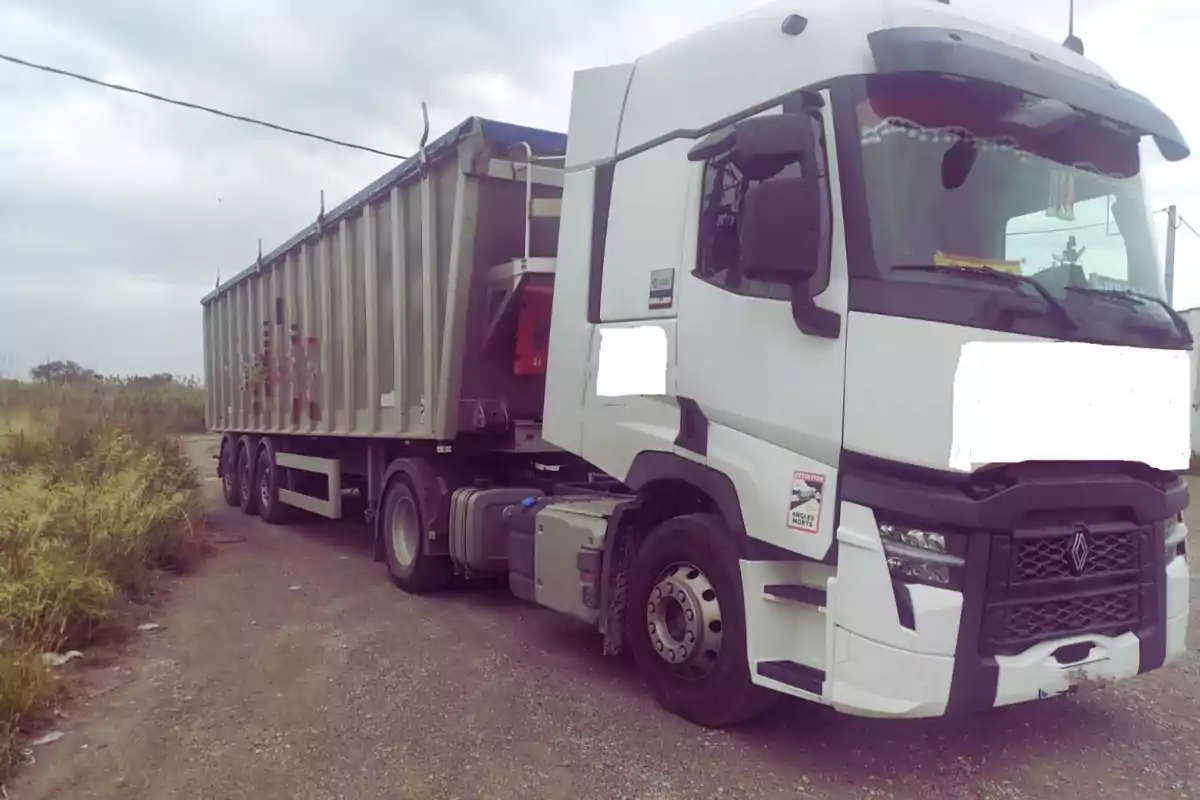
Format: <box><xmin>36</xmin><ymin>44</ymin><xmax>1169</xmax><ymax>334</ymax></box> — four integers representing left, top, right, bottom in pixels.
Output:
<box><xmin>693</xmin><ymin>115</ymin><xmax>831</xmax><ymax>300</ymax></box>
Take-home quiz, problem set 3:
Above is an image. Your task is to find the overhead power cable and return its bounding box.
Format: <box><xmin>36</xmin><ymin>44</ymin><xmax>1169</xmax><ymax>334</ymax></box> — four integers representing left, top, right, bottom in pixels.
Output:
<box><xmin>1178</xmin><ymin>214</ymin><xmax>1200</xmax><ymax>244</ymax></box>
<box><xmin>0</xmin><ymin>51</ymin><xmax>409</xmax><ymax>160</ymax></box>
<box><xmin>9</xmin><ymin>49</ymin><xmax>1198</xmax><ymax>248</ymax></box>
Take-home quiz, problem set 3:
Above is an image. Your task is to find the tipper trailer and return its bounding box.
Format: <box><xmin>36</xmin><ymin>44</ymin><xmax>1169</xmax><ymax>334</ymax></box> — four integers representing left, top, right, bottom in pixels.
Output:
<box><xmin>204</xmin><ymin>0</ymin><xmax>1194</xmax><ymax>726</ymax></box>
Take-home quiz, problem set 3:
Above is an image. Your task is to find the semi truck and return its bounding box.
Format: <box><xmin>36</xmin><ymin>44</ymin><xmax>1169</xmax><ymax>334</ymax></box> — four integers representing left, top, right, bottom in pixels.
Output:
<box><xmin>202</xmin><ymin>0</ymin><xmax>1194</xmax><ymax>727</ymax></box>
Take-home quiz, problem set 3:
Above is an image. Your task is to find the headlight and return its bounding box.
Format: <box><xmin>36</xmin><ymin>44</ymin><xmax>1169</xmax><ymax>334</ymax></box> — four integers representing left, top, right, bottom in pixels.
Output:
<box><xmin>879</xmin><ymin>522</ymin><xmax>966</xmax><ymax>589</ymax></box>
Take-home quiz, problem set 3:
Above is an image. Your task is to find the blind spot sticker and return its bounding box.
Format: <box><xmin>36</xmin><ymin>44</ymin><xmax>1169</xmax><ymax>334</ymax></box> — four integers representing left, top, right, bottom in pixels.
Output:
<box><xmin>787</xmin><ymin>471</ymin><xmax>825</xmax><ymax>534</ymax></box>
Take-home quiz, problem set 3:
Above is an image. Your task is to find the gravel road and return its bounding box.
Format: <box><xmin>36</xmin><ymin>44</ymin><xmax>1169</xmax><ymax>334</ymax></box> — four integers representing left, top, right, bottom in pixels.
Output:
<box><xmin>9</xmin><ymin>435</ymin><xmax>1200</xmax><ymax>799</ymax></box>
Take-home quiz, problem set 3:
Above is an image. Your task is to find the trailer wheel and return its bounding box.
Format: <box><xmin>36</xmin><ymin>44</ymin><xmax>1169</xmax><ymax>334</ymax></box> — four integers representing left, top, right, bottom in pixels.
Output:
<box><xmin>627</xmin><ymin>513</ymin><xmax>776</xmax><ymax>728</ymax></box>
<box><xmin>256</xmin><ymin>445</ymin><xmax>293</xmax><ymax>525</ymax></box>
<box><xmin>381</xmin><ymin>476</ymin><xmax>453</xmax><ymax>594</ymax></box>
<box><xmin>236</xmin><ymin>438</ymin><xmax>260</xmax><ymax>516</ymax></box>
<box><xmin>219</xmin><ymin>437</ymin><xmax>240</xmax><ymax>507</ymax></box>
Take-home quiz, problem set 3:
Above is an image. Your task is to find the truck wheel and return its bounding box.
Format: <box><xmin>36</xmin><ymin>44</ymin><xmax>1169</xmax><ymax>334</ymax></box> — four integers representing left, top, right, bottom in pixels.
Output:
<box><xmin>256</xmin><ymin>446</ymin><xmax>293</xmax><ymax>525</ymax></box>
<box><xmin>219</xmin><ymin>438</ymin><xmax>240</xmax><ymax>507</ymax></box>
<box><xmin>627</xmin><ymin>513</ymin><xmax>777</xmax><ymax>728</ymax></box>
<box><xmin>381</xmin><ymin>476</ymin><xmax>453</xmax><ymax>594</ymax></box>
<box><xmin>236</xmin><ymin>438</ymin><xmax>260</xmax><ymax>516</ymax></box>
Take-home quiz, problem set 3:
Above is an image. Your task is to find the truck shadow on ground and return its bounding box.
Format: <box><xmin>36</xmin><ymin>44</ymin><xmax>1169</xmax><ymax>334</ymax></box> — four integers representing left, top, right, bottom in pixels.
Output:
<box><xmin>262</xmin><ymin>508</ymin><xmax>1155</xmax><ymax>788</ymax></box>
<box><xmin>509</xmin><ymin>593</ymin><xmax>1133</xmax><ymax>778</ymax></box>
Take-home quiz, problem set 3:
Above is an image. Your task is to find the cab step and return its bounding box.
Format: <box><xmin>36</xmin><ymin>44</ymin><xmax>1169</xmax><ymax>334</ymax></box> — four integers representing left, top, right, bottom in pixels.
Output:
<box><xmin>763</xmin><ymin>583</ymin><xmax>826</xmax><ymax>607</ymax></box>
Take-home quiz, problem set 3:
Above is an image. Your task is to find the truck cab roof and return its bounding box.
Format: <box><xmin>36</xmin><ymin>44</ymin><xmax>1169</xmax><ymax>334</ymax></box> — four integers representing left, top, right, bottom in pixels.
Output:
<box><xmin>592</xmin><ymin>0</ymin><xmax>1183</xmax><ymax>162</ymax></box>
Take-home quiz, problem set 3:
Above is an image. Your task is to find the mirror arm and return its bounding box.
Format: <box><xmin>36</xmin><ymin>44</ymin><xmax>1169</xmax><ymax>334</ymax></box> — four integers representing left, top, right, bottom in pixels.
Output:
<box><xmin>790</xmin><ymin>282</ymin><xmax>841</xmax><ymax>339</ymax></box>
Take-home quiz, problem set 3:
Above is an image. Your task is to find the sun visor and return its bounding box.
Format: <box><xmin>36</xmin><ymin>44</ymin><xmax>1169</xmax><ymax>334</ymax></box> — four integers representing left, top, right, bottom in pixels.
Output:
<box><xmin>867</xmin><ymin>27</ymin><xmax>1190</xmax><ymax>162</ymax></box>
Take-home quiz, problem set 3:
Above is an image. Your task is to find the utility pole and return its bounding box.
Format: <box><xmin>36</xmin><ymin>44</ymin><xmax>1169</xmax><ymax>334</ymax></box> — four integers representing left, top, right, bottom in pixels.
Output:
<box><xmin>1165</xmin><ymin>205</ymin><xmax>1178</xmax><ymax>308</ymax></box>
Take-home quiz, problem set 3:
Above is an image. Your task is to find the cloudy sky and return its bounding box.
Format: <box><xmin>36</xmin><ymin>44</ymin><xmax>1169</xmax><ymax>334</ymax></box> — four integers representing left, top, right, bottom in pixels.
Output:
<box><xmin>0</xmin><ymin>0</ymin><xmax>1195</xmax><ymax>378</ymax></box>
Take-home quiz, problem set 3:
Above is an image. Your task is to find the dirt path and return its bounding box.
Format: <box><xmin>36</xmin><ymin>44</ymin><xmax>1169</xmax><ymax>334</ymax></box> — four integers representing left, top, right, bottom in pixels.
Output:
<box><xmin>8</xmin><ymin>435</ymin><xmax>1200</xmax><ymax>799</ymax></box>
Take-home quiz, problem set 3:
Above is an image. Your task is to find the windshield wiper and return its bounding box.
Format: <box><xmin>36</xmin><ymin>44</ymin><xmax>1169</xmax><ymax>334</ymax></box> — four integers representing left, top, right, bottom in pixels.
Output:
<box><xmin>1064</xmin><ymin>286</ymin><xmax>1194</xmax><ymax>345</ymax></box>
<box><xmin>892</xmin><ymin>265</ymin><xmax>1078</xmax><ymax>330</ymax></box>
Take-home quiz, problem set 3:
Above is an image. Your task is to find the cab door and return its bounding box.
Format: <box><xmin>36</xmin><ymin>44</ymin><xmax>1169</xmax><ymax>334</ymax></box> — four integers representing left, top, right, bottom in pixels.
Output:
<box><xmin>674</xmin><ymin>90</ymin><xmax>850</xmax><ymax>560</ymax></box>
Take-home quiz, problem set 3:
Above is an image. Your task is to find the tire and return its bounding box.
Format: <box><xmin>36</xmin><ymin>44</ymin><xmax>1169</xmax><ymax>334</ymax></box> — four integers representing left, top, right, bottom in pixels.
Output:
<box><xmin>256</xmin><ymin>445</ymin><xmax>293</xmax><ymax>525</ymax></box>
<box><xmin>236</xmin><ymin>438</ymin><xmax>260</xmax><ymax>516</ymax></box>
<box><xmin>627</xmin><ymin>513</ymin><xmax>777</xmax><ymax>728</ymax></box>
<box><xmin>219</xmin><ymin>438</ymin><xmax>240</xmax><ymax>507</ymax></box>
<box><xmin>381</xmin><ymin>476</ymin><xmax>454</xmax><ymax>594</ymax></box>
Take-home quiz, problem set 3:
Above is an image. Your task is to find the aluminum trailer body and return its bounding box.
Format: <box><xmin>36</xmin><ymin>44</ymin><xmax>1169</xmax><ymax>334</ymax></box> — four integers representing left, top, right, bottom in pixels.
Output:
<box><xmin>204</xmin><ymin>0</ymin><xmax>1193</xmax><ymax>730</ymax></box>
<box><xmin>202</xmin><ymin>117</ymin><xmax>567</xmax><ymax>444</ymax></box>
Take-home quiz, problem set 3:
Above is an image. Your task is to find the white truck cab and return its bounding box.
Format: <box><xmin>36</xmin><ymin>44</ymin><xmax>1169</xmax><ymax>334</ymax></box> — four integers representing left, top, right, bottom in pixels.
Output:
<box><xmin>542</xmin><ymin>0</ymin><xmax>1193</xmax><ymax>722</ymax></box>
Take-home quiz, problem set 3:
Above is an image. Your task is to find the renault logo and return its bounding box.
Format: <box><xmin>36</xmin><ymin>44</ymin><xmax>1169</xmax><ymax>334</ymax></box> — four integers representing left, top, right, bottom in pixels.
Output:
<box><xmin>1069</xmin><ymin>526</ymin><xmax>1091</xmax><ymax>575</ymax></box>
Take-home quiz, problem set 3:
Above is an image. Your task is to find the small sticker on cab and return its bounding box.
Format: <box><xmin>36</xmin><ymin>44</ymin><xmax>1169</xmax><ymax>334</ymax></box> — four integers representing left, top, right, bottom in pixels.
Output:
<box><xmin>787</xmin><ymin>471</ymin><xmax>825</xmax><ymax>534</ymax></box>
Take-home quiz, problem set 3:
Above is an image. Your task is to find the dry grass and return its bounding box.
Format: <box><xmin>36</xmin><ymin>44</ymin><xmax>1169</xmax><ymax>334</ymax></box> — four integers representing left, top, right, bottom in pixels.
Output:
<box><xmin>0</xmin><ymin>379</ymin><xmax>208</xmax><ymax>776</ymax></box>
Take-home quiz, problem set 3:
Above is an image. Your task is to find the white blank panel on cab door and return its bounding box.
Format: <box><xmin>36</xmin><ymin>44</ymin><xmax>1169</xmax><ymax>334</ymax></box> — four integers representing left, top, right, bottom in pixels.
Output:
<box><xmin>599</xmin><ymin>139</ymin><xmax>694</xmax><ymax>323</ymax></box>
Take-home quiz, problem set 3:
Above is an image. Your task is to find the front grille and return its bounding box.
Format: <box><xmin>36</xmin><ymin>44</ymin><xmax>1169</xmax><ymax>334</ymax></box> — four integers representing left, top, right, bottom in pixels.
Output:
<box><xmin>981</xmin><ymin>522</ymin><xmax>1150</xmax><ymax>657</ymax></box>
<box><xmin>984</xmin><ymin>588</ymin><xmax>1140</xmax><ymax>654</ymax></box>
<box><xmin>1012</xmin><ymin>529</ymin><xmax>1139</xmax><ymax>583</ymax></box>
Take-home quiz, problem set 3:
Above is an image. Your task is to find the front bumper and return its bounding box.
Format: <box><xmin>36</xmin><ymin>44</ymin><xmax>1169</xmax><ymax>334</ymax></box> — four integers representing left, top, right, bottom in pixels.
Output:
<box><xmin>824</xmin><ymin>620</ymin><xmax>1184</xmax><ymax>719</ymax></box>
<box><xmin>743</xmin><ymin>503</ymin><xmax>1189</xmax><ymax>719</ymax></box>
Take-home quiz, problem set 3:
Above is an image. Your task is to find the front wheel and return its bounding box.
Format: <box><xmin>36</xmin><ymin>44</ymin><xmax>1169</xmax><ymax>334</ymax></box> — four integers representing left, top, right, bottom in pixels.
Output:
<box><xmin>381</xmin><ymin>476</ymin><xmax>454</xmax><ymax>594</ymax></box>
<box><xmin>627</xmin><ymin>513</ymin><xmax>777</xmax><ymax>728</ymax></box>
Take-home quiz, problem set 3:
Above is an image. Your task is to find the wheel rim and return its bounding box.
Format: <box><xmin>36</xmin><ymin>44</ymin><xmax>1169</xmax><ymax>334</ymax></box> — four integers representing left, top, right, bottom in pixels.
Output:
<box><xmin>240</xmin><ymin>453</ymin><xmax>253</xmax><ymax>501</ymax></box>
<box><xmin>222</xmin><ymin>456</ymin><xmax>236</xmax><ymax>495</ymax></box>
<box><xmin>259</xmin><ymin>462</ymin><xmax>271</xmax><ymax>510</ymax></box>
<box><xmin>390</xmin><ymin>495</ymin><xmax>420</xmax><ymax>569</ymax></box>
<box><xmin>646</xmin><ymin>561</ymin><xmax>724</xmax><ymax>678</ymax></box>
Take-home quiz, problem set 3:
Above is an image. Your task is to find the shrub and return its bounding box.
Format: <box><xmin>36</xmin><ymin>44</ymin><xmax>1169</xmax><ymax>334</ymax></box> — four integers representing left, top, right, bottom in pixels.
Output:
<box><xmin>0</xmin><ymin>378</ymin><xmax>206</xmax><ymax>776</ymax></box>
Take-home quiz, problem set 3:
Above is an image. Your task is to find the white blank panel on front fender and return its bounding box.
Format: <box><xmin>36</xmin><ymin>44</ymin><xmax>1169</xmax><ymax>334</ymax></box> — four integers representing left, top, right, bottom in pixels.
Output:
<box><xmin>581</xmin><ymin>320</ymin><xmax>681</xmax><ymax>483</ymax></box>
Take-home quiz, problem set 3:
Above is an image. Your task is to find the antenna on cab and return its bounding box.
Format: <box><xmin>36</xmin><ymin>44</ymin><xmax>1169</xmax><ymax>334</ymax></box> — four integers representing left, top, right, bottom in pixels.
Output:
<box><xmin>1063</xmin><ymin>0</ymin><xmax>1085</xmax><ymax>55</ymax></box>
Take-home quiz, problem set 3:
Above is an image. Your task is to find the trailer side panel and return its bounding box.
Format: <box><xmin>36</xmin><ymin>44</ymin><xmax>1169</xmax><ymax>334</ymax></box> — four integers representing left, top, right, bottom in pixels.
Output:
<box><xmin>201</xmin><ymin>118</ymin><xmax>567</xmax><ymax>441</ymax></box>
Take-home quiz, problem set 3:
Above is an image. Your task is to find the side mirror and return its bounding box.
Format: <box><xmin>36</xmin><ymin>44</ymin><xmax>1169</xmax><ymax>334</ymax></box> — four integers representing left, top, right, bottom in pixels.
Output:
<box><xmin>687</xmin><ymin>112</ymin><xmax>815</xmax><ymax>165</ymax></box>
<box><xmin>689</xmin><ymin>110</ymin><xmax>840</xmax><ymax>339</ymax></box>
<box><xmin>737</xmin><ymin>177</ymin><xmax>820</xmax><ymax>281</ymax></box>
<box><xmin>689</xmin><ymin>113</ymin><xmax>822</xmax><ymax>282</ymax></box>
<box><xmin>941</xmin><ymin>137</ymin><xmax>978</xmax><ymax>190</ymax></box>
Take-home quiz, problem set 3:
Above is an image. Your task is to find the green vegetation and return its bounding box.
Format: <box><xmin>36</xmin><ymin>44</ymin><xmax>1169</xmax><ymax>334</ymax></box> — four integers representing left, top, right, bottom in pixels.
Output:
<box><xmin>0</xmin><ymin>366</ymin><xmax>208</xmax><ymax>776</ymax></box>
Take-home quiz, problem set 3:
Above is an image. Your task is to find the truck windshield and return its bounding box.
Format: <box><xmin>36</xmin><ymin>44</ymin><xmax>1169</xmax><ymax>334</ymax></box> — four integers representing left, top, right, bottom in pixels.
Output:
<box><xmin>855</xmin><ymin>72</ymin><xmax>1165</xmax><ymax>307</ymax></box>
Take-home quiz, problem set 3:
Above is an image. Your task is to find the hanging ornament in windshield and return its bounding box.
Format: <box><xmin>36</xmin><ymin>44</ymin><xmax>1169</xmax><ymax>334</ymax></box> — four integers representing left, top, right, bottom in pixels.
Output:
<box><xmin>1047</xmin><ymin>170</ymin><xmax>1077</xmax><ymax>221</ymax></box>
